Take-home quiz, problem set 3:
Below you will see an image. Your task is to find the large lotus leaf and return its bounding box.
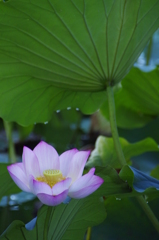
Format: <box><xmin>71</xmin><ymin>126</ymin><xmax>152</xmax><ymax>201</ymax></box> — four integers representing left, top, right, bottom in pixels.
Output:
<box><xmin>0</xmin><ymin>196</ymin><xmax>106</xmax><ymax>240</ymax></box>
<box><xmin>86</xmin><ymin>136</ymin><xmax>159</xmax><ymax>169</ymax></box>
<box><xmin>0</xmin><ymin>163</ymin><xmax>21</xmax><ymax>200</ymax></box>
<box><xmin>0</xmin><ymin>1</ymin><xmax>159</xmax><ymax>125</ymax></box>
<box><xmin>91</xmin><ymin>197</ymin><xmax>159</xmax><ymax>240</ymax></box>
<box><xmin>101</xmin><ymin>67</ymin><xmax>159</xmax><ymax>129</ymax></box>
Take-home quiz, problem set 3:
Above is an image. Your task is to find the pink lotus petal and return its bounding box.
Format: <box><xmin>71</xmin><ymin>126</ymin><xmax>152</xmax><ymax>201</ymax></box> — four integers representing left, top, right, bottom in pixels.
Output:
<box><xmin>7</xmin><ymin>163</ymin><xmax>30</xmax><ymax>192</ymax></box>
<box><xmin>67</xmin><ymin>150</ymin><xmax>90</xmax><ymax>183</ymax></box>
<box><xmin>32</xmin><ymin>179</ymin><xmax>52</xmax><ymax>195</ymax></box>
<box><xmin>28</xmin><ymin>175</ymin><xmax>35</xmax><ymax>194</ymax></box>
<box><xmin>68</xmin><ymin>174</ymin><xmax>104</xmax><ymax>199</ymax></box>
<box><xmin>22</xmin><ymin>146</ymin><xmax>40</xmax><ymax>178</ymax></box>
<box><xmin>52</xmin><ymin>178</ymin><xmax>71</xmax><ymax>195</ymax></box>
<box><xmin>69</xmin><ymin>168</ymin><xmax>95</xmax><ymax>191</ymax></box>
<box><xmin>37</xmin><ymin>189</ymin><xmax>69</xmax><ymax>206</ymax></box>
<box><xmin>59</xmin><ymin>149</ymin><xmax>78</xmax><ymax>177</ymax></box>
<box><xmin>33</xmin><ymin>141</ymin><xmax>60</xmax><ymax>174</ymax></box>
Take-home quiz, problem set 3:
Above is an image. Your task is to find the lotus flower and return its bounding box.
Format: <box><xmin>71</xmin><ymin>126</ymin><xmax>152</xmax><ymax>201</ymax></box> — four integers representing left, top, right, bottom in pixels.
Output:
<box><xmin>7</xmin><ymin>141</ymin><xmax>103</xmax><ymax>206</ymax></box>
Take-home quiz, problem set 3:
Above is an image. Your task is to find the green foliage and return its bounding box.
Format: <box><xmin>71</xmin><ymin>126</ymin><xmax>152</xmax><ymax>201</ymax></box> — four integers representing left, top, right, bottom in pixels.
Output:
<box><xmin>91</xmin><ymin>197</ymin><xmax>159</xmax><ymax>240</ymax></box>
<box><xmin>151</xmin><ymin>165</ymin><xmax>159</xmax><ymax>180</ymax></box>
<box><xmin>95</xmin><ymin>164</ymin><xmax>159</xmax><ymax>200</ymax></box>
<box><xmin>0</xmin><ymin>196</ymin><xmax>106</xmax><ymax>240</ymax></box>
<box><xmin>0</xmin><ymin>198</ymin><xmax>37</xmax><ymax>236</ymax></box>
<box><xmin>0</xmin><ymin>221</ymin><xmax>26</xmax><ymax>240</ymax></box>
<box><xmin>101</xmin><ymin>67</ymin><xmax>159</xmax><ymax>129</ymax></box>
<box><xmin>17</xmin><ymin>124</ymin><xmax>34</xmax><ymax>141</ymax></box>
<box><xmin>0</xmin><ymin>1</ymin><xmax>159</xmax><ymax>125</ymax></box>
<box><xmin>34</xmin><ymin>109</ymin><xmax>82</xmax><ymax>153</ymax></box>
<box><xmin>1</xmin><ymin>1</ymin><xmax>159</xmax><ymax>238</ymax></box>
<box><xmin>86</xmin><ymin>136</ymin><xmax>159</xmax><ymax>169</ymax></box>
<box><xmin>120</xmin><ymin>165</ymin><xmax>159</xmax><ymax>201</ymax></box>
<box><xmin>0</xmin><ymin>163</ymin><xmax>21</xmax><ymax>200</ymax></box>
<box><xmin>94</xmin><ymin>165</ymin><xmax>131</xmax><ymax>197</ymax></box>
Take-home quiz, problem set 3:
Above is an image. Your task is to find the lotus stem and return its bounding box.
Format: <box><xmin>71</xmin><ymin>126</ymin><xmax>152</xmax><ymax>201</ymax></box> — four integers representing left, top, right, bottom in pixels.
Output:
<box><xmin>106</xmin><ymin>85</ymin><xmax>159</xmax><ymax>234</ymax></box>
<box><xmin>107</xmin><ymin>86</ymin><xmax>126</xmax><ymax>167</ymax></box>
<box><xmin>137</xmin><ymin>196</ymin><xmax>159</xmax><ymax>233</ymax></box>
<box><xmin>3</xmin><ymin>120</ymin><xmax>16</xmax><ymax>163</ymax></box>
<box><xmin>86</xmin><ymin>227</ymin><xmax>91</xmax><ymax>240</ymax></box>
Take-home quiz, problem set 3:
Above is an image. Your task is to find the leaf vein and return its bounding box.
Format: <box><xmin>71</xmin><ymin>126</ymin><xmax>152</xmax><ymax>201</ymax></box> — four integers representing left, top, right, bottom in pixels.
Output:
<box><xmin>83</xmin><ymin>0</ymin><xmax>106</xmax><ymax>82</ymax></box>
<box><xmin>0</xmin><ymin>5</ymin><xmax>100</xmax><ymax>79</ymax></box>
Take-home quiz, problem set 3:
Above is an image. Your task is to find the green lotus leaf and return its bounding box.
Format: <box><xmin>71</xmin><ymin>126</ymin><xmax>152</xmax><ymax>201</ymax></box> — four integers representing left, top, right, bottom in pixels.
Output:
<box><xmin>92</xmin><ymin>197</ymin><xmax>159</xmax><ymax>239</ymax></box>
<box><xmin>151</xmin><ymin>165</ymin><xmax>159</xmax><ymax>180</ymax></box>
<box><xmin>101</xmin><ymin>67</ymin><xmax>159</xmax><ymax>129</ymax></box>
<box><xmin>0</xmin><ymin>0</ymin><xmax>159</xmax><ymax>125</ymax></box>
<box><xmin>0</xmin><ymin>196</ymin><xmax>106</xmax><ymax>240</ymax></box>
<box><xmin>86</xmin><ymin>136</ymin><xmax>159</xmax><ymax>169</ymax></box>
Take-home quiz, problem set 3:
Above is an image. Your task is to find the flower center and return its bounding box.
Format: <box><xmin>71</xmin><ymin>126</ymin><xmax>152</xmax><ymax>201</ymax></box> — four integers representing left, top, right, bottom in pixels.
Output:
<box><xmin>36</xmin><ymin>169</ymin><xmax>65</xmax><ymax>188</ymax></box>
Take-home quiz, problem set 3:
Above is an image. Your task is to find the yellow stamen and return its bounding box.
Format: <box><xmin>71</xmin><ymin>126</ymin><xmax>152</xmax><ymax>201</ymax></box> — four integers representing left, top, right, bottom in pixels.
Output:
<box><xmin>36</xmin><ymin>169</ymin><xmax>65</xmax><ymax>188</ymax></box>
